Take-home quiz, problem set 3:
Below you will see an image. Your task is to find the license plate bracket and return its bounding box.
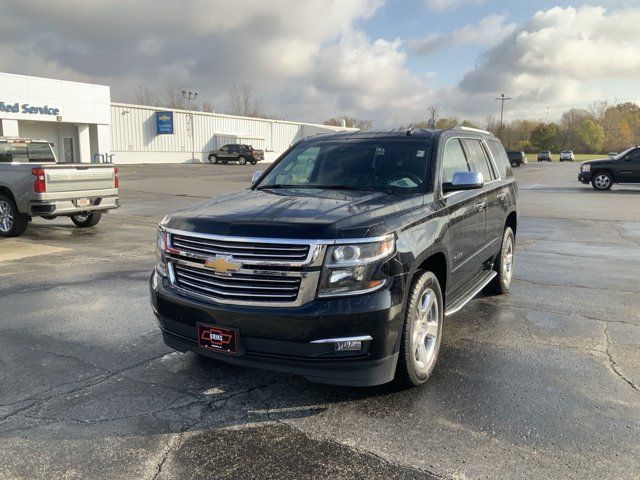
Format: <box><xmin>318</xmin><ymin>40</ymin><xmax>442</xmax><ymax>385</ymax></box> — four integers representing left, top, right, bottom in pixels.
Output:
<box><xmin>197</xmin><ymin>324</ymin><xmax>239</xmax><ymax>355</ymax></box>
<box><xmin>76</xmin><ymin>198</ymin><xmax>91</xmax><ymax>208</ymax></box>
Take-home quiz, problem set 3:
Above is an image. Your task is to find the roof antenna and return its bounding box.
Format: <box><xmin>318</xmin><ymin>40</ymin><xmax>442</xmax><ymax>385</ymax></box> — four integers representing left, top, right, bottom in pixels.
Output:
<box><xmin>406</xmin><ymin>123</ymin><xmax>413</xmax><ymax>136</ymax></box>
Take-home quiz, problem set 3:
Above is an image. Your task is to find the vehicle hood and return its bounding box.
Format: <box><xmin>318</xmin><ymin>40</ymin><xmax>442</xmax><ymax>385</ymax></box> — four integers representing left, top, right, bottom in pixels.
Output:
<box><xmin>582</xmin><ymin>157</ymin><xmax>613</xmax><ymax>165</ymax></box>
<box><xmin>162</xmin><ymin>188</ymin><xmax>425</xmax><ymax>239</ymax></box>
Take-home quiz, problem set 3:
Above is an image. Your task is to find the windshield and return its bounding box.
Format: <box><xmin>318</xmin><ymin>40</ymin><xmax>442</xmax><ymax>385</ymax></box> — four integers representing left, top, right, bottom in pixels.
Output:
<box><xmin>256</xmin><ymin>139</ymin><xmax>432</xmax><ymax>194</ymax></box>
<box><xmin>613</xmin><ymin>147</ymin><xmax>635</xmax><ymax>159</ymax></box>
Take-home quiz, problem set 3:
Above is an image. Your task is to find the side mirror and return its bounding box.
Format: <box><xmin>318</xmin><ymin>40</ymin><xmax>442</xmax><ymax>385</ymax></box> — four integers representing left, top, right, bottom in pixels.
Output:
<box><xmin>251</xmin><ymin>170</ymin><xmax>264</xmax><ymax>184</ymax></box>
<box><xmin>442</xmin><ymin>171</ymin><xmax>484</xmax><ymax>193</ymax></box>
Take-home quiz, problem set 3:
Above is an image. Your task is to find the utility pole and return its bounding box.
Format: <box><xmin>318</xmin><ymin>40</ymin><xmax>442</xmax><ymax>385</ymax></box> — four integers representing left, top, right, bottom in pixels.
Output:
<box><xmin>427</xmin><ymin>105</ymin><xmax>439</xmax><ymax>129</ymax></box>
<box><xmin>494</xmin><ymin>93</ymin><xmax>511</xmax><ymax>139</ymax></box>
<box><xmin>182</xmin><ymin>90</ymin><xmax>198</xmax><ymax>161</ymax></box>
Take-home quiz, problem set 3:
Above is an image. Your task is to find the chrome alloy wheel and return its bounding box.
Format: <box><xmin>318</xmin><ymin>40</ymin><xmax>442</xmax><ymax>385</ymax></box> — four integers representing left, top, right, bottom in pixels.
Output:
<box><xmin>502</xmin><ymin>234</ymin><xmax>514</xmax><ymax>287</ymax></box>
<box><xmin>413</xmin><ymin>288</ymin><xmax>440</xmax><ymax>374</ymax></box>
<box><xmin>594</xmin><ymin>174</ymin><xmax>611</xmax><ymax>189</ymax></box>
<box><xmin>0</xmin><ymin>200</ymin><xmax>14</xmax><ymax>233</ymax></box>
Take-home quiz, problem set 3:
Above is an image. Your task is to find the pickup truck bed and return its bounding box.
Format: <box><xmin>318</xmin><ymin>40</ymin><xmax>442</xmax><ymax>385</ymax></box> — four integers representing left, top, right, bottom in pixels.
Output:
<box><xmin>1</xmin><ymin>137</ymin><xmax>120</xmax><ymax>237</ymax></box>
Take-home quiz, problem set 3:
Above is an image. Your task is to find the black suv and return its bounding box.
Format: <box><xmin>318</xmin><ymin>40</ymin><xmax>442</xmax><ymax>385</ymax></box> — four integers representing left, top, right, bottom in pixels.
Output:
<box><xmin>208</xmin><ymin>144</ymin><xmax>264</xmax><ymax>165</ymax></box>
<box><xmin>578</xmin><ymin>146</ymin><xmax>640</xmax><ymax>190</ymax></box>
<box><xmin>507</xmin><ymin>151</ymin><xmax>527</xmax><ymax>168</ymax></box>
<box><xmin>151</xmin><ymin>127</ymin><xmax>518</xmax><ymax>387</ymax></box>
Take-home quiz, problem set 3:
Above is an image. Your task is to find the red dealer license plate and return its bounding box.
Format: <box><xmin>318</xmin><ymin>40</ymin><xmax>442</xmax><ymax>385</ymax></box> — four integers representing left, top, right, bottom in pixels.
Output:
<box><xmin>197</xmin><ymin>324</ymin><xmax>239</xmax><ymax>355</ymax></box>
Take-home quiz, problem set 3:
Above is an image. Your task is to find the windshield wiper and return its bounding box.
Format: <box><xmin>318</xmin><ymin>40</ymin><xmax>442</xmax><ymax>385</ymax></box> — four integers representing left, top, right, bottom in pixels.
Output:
<box><xmin>255</xmin><ymin>184</ymin><xmax>299</xmax><ymax>190</ymax></box>
<box><xmin>296</xmin><ymin>184</ymin><xmax>392</xmax><ymax>194</ymax></box>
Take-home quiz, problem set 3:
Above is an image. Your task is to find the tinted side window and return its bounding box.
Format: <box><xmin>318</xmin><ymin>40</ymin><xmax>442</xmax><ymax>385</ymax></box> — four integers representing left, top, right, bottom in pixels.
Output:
<box><xmin>441</xmin><ymin>138</ymin><xmax>470</xmax><ymax>183</ymax></box>
<box><xmin>462</xmin><ymin>138</ymin><xmax>495</xmax><ymax>181</ymax></box>
<box><xmin>628</xmin><ymin>148</ymin><xmax>640</xmax><ymax>161</ymax></box>
<box><xmin>487</xmin><ymin>140</ymin><xmax>513</xmax><ymax>178</ymax></box>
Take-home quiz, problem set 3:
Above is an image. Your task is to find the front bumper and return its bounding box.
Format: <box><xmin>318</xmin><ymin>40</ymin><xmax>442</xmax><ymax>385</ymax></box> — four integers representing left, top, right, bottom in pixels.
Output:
<box><xmin>150</xmin><ymin>271</ymin><xmax>405</xmax><ymax>386</ymax></box>
<box><xmin>578</xmin><ymin>172</ymin><xmax>591</xmax><ymax>183</ymax></box>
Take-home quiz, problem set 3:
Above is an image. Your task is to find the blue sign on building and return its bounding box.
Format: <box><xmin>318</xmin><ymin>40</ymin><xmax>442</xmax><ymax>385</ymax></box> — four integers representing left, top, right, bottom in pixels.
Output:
<box><xmin>156</xmin><ymin>111</ymin><xmax>174</xmax><ymax>135</ymax></box>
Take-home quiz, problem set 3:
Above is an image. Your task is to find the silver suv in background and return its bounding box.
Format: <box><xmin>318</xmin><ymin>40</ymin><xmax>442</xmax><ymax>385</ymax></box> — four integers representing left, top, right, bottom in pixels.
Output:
<box><xmin>0</xmin><ymin>137</ymin><xmax>120</xmax><ymax>237</ymax></box>
<box><xmin>559</xmin><ymin>150</ymin><xmax>575</xmax><ymax>162</ymax></box>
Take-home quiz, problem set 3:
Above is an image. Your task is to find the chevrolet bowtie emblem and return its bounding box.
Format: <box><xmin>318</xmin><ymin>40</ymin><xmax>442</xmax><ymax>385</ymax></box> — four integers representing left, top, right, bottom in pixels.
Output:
<box><xmin>204</xmin><ymin>255</ymin><xmax>241</xmax><ymax>276</ymax></box>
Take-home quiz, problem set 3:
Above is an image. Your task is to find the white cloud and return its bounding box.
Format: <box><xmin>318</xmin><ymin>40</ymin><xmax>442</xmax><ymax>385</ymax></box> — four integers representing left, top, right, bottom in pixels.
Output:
<box><xmin>422</xmin><ymin>0</ymin><xmax>484</xmax><ymax>12</ymax></box>
<box><xmin>411</xmin><ymin>14</ymin><xmax>517</xmax><ymax>54</ymax></box>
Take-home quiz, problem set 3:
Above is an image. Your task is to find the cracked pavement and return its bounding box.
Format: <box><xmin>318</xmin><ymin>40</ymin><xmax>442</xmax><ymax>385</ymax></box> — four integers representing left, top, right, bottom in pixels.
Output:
<box><xmin>0</xmin><ymin>162</ymin><xmax>638</xmax><ymax>479</ymax></box>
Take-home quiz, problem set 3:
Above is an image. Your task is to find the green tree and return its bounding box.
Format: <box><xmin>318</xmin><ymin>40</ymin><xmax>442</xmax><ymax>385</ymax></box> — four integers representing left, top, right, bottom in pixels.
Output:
<box><xmin>435</xmin><ymin>117</ymin><xmax>459</xmax><ymax>129</ymax></box>
<box><xmin>530</xmin><ymin>123</ymin><xmax>559</xmax><ymax>151</ymax></box>
<box><xmin>577</xmin><ymin>119</ymin><xmax>604</xmax><ymax>153</ymax></box>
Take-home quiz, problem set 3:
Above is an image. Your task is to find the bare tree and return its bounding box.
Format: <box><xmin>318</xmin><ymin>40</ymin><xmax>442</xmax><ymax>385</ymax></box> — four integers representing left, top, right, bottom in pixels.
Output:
<box><xmin>427</xmin><ymin>105</ymin><xmax>439</xmax><ymax>129</ymax></box>
<box><xmin>163</xmin><ymin>80</ymin><xmax>188</xmax><ymax>110</ymax></box>
<box><xmin>323</xmin><ymin>117</ymin><xmax>372</xmax><ymax>130</ymax></box>
<box><xmin>201</xmin><ymin>101</ymin><xmax>215</xmax><ymax>113</ymax></box>
<box><xmin>134</xmin><ymin>84</ymin><xmax>159</xmax><ymax>107</ymax></box>
<box><xmin>228</xmin><ymin>82</ymin><xmax>265</xmax><ymax>118</ymax></box>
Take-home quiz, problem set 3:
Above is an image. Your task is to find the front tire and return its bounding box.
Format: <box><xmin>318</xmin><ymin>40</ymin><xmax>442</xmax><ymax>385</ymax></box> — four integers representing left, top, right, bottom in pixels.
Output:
<box><xmin>486</xmin><ymin>226</ymin><xmax>515</xmax><ymax>295</ymax></box>
<box><xmin>71</xmin><ymin>211</ymin><xmax>102</xmax><ymax>228</ymax></box>
<box><xmin>395</xmin><ymin>271</ymin><xmax>444</xmax><ymax>387</ymax></box>
<box><xmin>592</xmin><ymin>172</ymin><xmax>613</xmax><ymax>191</ymax></box>
<box><xmin>208</xmin><ymin>155</ymin><xmax>218</xmax><ymax>164</ymax></box>
<box><xmin>0</xmin><ymin>194</ymin><xmax>28</xmax><ymax>237</ymax></box>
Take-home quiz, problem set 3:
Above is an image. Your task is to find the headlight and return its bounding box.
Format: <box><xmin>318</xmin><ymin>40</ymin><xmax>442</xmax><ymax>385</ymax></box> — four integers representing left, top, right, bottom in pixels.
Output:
<box><xmin>318</xmin><ymin>237</ymin><xmax>395</xmax><ymax>298</ymax></box>
<box><xmin>582</xmin><ymin>164</ymin><xmax>591</xmax><ymax>172</ymax></box>
<box><xmin>156</xmin><ymin>227</ymin><xmax>168</xmax><ymax>277</ymax></box>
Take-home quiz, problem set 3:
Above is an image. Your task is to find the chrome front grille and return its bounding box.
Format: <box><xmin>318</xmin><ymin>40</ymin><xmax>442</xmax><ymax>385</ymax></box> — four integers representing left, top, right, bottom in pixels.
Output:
<box><xmin>173</xmin><ymin>262</ymin><xmax>302</xmax><ymax>303</ymax></box>
<box><xmin>171</xmin><ymin>233</ymin><xmax>310</xmax><ymax>263</ymax></box>
<box><xmin>165</xmin><ymin>229</ymin><xmax>324</xmax><ymax>306</ymax></box>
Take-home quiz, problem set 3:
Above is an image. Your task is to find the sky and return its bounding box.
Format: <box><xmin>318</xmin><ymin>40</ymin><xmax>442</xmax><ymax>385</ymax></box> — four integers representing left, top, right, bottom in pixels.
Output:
<box><xmin>1</xmin><ymin>0</ymin><xmax>640</xmax><ymax>127</ymax></box>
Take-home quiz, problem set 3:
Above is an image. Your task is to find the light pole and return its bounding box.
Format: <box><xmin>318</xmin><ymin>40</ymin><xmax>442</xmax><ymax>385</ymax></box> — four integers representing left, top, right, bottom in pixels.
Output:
<box><xmin>182</xmin><ymin>90</ymin><xmax>198</xmax><ymax>161</ymax></box>
<box><xmin>494</xmin><ymin>93</ymin><xmax>511</xmax><ymax>139</ymax></box>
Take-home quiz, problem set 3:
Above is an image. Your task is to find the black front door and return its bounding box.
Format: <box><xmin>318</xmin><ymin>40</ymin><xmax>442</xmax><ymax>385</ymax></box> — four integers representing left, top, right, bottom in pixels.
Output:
<box><xmin>618</xmin><ymin>148</ymin><xmax>640</xmax><ymax>182</ymax></box>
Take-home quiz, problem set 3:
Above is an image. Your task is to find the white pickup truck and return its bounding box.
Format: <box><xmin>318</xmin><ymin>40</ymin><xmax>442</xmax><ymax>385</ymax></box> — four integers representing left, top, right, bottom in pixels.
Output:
<box><xmin>0</xmin><ymin>137</ymin><xmax>120</xmax><ymax>237</ymax></box>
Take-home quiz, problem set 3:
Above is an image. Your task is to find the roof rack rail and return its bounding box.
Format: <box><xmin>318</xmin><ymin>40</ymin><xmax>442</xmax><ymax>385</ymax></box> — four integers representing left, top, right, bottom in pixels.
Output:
<box><xmin>453</xmin><ymin>126</ymin><xmax>491</xmax><ymax>135</ymax></box>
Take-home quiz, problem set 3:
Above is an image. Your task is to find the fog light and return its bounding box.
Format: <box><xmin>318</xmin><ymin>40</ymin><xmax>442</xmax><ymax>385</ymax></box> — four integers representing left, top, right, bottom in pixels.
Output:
<box><xmin>335</xmin><ymin>340</ymin><xmax>362</xmax><ymax>352</ymax></box>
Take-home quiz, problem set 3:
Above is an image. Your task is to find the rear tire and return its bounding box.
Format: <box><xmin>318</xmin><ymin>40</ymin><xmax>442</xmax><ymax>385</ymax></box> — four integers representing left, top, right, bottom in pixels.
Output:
<box><xmin>71</xmin><ymin>211</ymin><xmax>102</xmax><ymax>228</ymax></box>
<box><xmin>0</xmin><ymin>194</ymin><xmax>28</xmax><ymax>237</ymax></box>
<box><xmin>592</xmin><ymin>172</ymin><xmax>613</xmax><ymax>191</ymax></box>
<box><xmin>395</xmin><ymin>271</ymin><xmax>444</xmax><ymax>387</ymax></box>
<box><xmin>238</xmin><ymin>156</ymin><xmax>247</xmax><ymax>165</ymax></box>
<box><xmin>486</xmin><ymin>226</ymin><xmax>515</xmax><ymax>295</ymax></box>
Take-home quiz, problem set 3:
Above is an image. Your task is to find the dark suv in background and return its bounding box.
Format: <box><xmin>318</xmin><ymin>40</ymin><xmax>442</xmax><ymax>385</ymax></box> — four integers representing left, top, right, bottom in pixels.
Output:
<box><xmin>151</xmin><ymin>127</ymin><xmax>518</xmax><ymax>387</ymax></box>
<box><xmin>579</xmin><ymin>146</ymin><xmax>640</xmax><ymax>190</ymax></box>
<box><xmin>507</xmin><ymin>151</ymin><xmax>527</xmax><ymax>168</ymax></box>
<box><xmin>208</xmin><ymin>144</ymin><xmax>264</xmax><ymax>165</ymax></box>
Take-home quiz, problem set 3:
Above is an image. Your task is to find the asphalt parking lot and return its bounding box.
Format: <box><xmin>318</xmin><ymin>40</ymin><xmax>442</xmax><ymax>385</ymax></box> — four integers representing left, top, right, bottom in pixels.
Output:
<box><xmin>1</xmin><ymin>161</ymin><xmax>639</xmax><ymax>479</ymax></box>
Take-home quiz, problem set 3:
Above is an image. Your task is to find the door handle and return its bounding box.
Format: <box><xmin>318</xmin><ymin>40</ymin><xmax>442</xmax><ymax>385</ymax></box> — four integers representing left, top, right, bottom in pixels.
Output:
<box><xmin>475</xmin><ymin>202</ymin><xmax>486</xmax><ymax>212</ymax></box>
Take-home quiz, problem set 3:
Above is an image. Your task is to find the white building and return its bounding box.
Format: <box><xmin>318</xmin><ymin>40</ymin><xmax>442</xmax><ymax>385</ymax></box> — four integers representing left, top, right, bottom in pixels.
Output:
<box><xmin>0</xmin><ymin>72</ymin><xmax>355</xmax><ymax>164</ymax></box>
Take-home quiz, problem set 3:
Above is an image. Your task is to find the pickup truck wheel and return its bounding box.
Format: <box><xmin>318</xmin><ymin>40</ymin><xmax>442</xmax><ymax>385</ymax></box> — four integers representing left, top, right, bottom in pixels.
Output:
<box><xmin>250</xmin><ymin>160</ymin><xmax>257</xmax><ymax>165</ymax></box>
<box><xmin>486</xmin><ymin>226</ymin><xmax>515</xmax><ymax>295</ymax></box>
<box><xmin>510</xmin><ymin>161</ymin><xmax>518</xmax><ymax>168</ymax></box>
<box><xmin>592</xmin><ymin>173</ymin><xmax>613</xmax><ymax>191</ymax></box>
<box><xmin>238</xmin><ymin>156</ymin><xmax>247</xmax><ymax>165</ymax></box>
<box><xmin>208</xmin><ymin>155</ymin><xmax>217</xmax><ymax>164</ymax></box>
<box><xmin>0</xmin><ymin>195</ymin><xmax>28</xmax><ymax>237</ymax></box>
<box><xmin>71</xmin><ymin>211</ymin><xmax>102</xmax><ymax>228</ymax></box>
<box><xmin>396</xmin><ymin>271</ymin><xmax>443</xmax><ymax>387</ymax></box>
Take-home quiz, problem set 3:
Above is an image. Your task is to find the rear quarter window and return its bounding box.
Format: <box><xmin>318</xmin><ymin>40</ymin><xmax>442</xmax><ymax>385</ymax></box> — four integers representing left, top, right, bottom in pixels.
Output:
<box><xmin>486</xmin><ymin>140</ymin><xmax>513</xmax><ymax>178</ymax></box>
